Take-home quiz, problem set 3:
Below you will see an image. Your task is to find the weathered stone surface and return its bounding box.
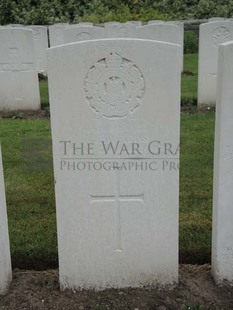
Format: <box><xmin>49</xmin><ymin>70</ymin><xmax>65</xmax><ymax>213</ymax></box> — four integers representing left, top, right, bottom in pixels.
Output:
<box><xmin>0</xmin><ymin>28</ymin><xmax>40</xmax><ymax>111</ymax></box>
<box><xmin>49</xmin><ymin>23</ymin><xmax>69</xmax><ymax>47</ymax></box>
<box><xmin>26</xmin><ymin>26</ymin><xmax>48</xmax><ymax>74</ymax></box>
<box><xmin>48</xmin><ymin>39</ymin><xmax>180</xmax><ymax>290</ymax></box>
<box><xmin>212</xmin><ymin>40</ymin><xmax>233</xmax><ymax>284</ymax></box>
<box><xmin>198</xmin><ymin>21</ymin><xmax>233</xmax><ymax>105</ymax></box>
<box><xmin>64</xmin><ymin>26</ymin><xmax>104</xmax><ymax>43</ymax></box>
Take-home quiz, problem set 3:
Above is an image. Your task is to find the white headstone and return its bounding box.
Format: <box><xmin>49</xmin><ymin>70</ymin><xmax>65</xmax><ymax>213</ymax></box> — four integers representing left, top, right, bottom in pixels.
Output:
<box><xmin>7</xmin><ymin>24</ymin><xmax>23</xmax><ymax>27</ymax></box>
<box><xmin>0</xmin><ymin>28</ymin><xmax>40</xmax><ymax>111</ymax></box>
<box><xmin>0</xmin><ymin>144</ymin><xmax>12</xmax><ymax>295</ymax></box>
<box><xmin>136</xmin><ymin>24</ymin><xmax>183</xmax><ymax>71</ymax></box>
<box><xmin>148</xmin><ymin>20</ymin><xmax>164</xmax><ymax>25</ymax></box>
<box><xmin>167</xmin><ymin>21</ymin><xmax>184</xmax><ymax>51</ymax></box>
<box><xmin>104</xmin><ymin>23</ymin><xmax>137</xmax><ymax>38</ymax></box>
<box><xmin>212</xmin><ymin>40</ymin><xmax>233</xmax><ymax>284</ymax></box>
<box><xmin>125</xmin><ymin>21</ymin><xmax>142</xmax><ymax>27</ymax></box>
<box><xmin>48</xmin><ymin>39</ymin><xmax>180</xmax><ymax>290</ymax></box>
<box><xmin>104</xmin><ymin>22</ymin><xmax>121</xmax><ymax>26</ymax></box>
<box><xmin>49</xmin><ymin>23</ymin><xmax>69</xmax><ymax>47</ymax></box>
<box><xmin>166</xmin><ymin>22</ymin><xmax>184</xmax><ymax>71</ymax></box>
<box><xmin>198</xmin><ymin>21</ymin><xmax>233</xmax><ymax>105</ymax></box>
<box><xmin>136</xmin><ymin>24</ymin><xmax>182</xmax><ymax>45</ymax></box>
<box><xmin>64</xmin><ymin>26</ymin><xmax>104</xmax><ymax>44</ymax></box>
<box><xmin>209</xmin><ymin>17</ymin><xmax>226</xmax><ymax>22</ymax></box>
<box><xmin>26</xmin><ymin>26</ymin><xmax>48</xmax><ymax>74</ymax></box>
<box><xmin>71</xmin><ymin>22</ymin><xmax>93</xmax><ymax>26</ymax></box>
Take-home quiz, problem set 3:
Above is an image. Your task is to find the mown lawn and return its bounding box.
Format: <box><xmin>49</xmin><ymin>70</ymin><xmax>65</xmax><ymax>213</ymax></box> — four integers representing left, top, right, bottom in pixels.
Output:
<box><xmin>182</xmin><ymin>53</ymin><xmax>198</xmax><ymax>103</ymax></box>
<box><xmin>0</xmin><ymin>52</ymin><xmax>213</xmax><ymax>268</ymax></box>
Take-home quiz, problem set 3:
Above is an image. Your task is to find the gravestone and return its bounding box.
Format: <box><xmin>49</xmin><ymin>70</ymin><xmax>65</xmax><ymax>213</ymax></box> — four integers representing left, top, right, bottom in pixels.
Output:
<box><xmin>71</xmin><ymin>22</ymin><xmax>93</xmax><ymax>27</ymax></box>
<box><xmin>104</xmin><ymin>23</ymin><xmax>137</xmax><ymax>38</ymax></box>
<box><xmin>104</xmin><ymin>22</ymin><xmax>121</xmax><ymax>26</ymax></box>
<box><xmin>136</xmin><ymin>24</ymin><xmax>183</xmax><ymax>71</ymax></box>
<box><xmin>48</xmin><ymin>38</ymin><xmax>181</xmax><ymax>289</ymax></box>
<box><xmin>166</xmin><ymin>22</ymin><xmax>184</xmax><ymax>71</ymax></box>
<box><xmin>0</xmin><ymin>144</ymin><xmax>12</xmax><ymax>295</ymax></box>
<box><xmin>198</xmin><ymin>21</ymin><xmax>233</xmax><ymax>105</ymax></box>
<box><xmin>7</xmin><ymin>24</ymin><xmax>23</xmax><ymax>27</ymax></box>
<box><xmin>0</xmin><ymin>28</ymin><xmax>40</xmax><ymax>111</ymax></box>
<box><xmin>167</xmin><ymin>21</ymin><xmax>184</xmax><ymax>52</ymax></box>
<box><xmin>49</xmin><ymin>23</ymin><xmax>69</xmax><ymax>47</ymax></box>
<box><xmin>209</xmin><ymin>18</ymin><xmax>226</xmax><ymax>22</ymax></box>
<box><xmin>212</xmin><ymin>41</ymin><xmax>233</xmax><ymax>284</ymax></box>
<box><xmin>137</xmin><ymin>24</ymin><xmax>182</xmax><ymax>45</ymax></box>
<box><xmin>64</xmin><ymin>26</ymin><xmax>104</xmax><ymax>44</ymax></box>
<box><xmin>26</xmin><ymin>26</ymin><xmax>48</xmax><ymax>74</ymax></box>
<box><xmin>125</xmin><ymin>21</ymin><xmax>142</xmax><ymax>27</ymax></box>
<box><xmin>148</xmin><ymin>20</ymin><xmax>164</xmax><ymax>25</ymax></box>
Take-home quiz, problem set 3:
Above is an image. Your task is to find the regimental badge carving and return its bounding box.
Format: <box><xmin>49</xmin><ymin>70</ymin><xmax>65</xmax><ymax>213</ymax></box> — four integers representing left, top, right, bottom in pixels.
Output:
<box><xmin>84</xmin><ymin>52</ymin><xmax>145</xmax><ymax>118</ymax></box>
<box><xmin>212</xmin><ymin>27</ymin><xmax>231</xmax><ymax>45</ymax></box>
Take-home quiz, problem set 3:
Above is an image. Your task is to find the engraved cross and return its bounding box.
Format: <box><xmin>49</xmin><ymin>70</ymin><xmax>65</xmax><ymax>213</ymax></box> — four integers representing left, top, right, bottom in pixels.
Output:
<box><xmin>90</xmin><ymin>169</ymin><xmax>144</xmax><ymax>252</ymax></box>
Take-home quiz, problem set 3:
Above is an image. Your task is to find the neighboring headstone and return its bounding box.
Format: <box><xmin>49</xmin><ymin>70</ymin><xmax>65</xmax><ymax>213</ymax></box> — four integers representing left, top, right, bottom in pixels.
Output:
<box><xmin>64</xmin><ymin>26</ymin><xmax>104</xmax><ymax>44</ymax></box>
<box><xmin>71</xmin><ymin>22</ymin><xmax>93</xmax><ymax>26</ymax></box>
<box><xmin>104</xmin><ymin>22</ymin><xmax>121</xmax><ymax>26</ymax></box>
<box><xmin>167</xmin><ymin>22</ymin><xmax>184</xmax><ymax>48</ymax></box>
<box><xmin>209</xmin><ymin>17</ymin><xmax>226</xmax><ymax>22</ymax></box>
<box><xmin>0</xmin><ymin>28</ymin><xmax>40</xmax><ymax>111</ymax></box>
<box><xmin>198</xmin><ymin>21</ymin><xmax>233</xmax><ymax>105</ymax></box>
<box><xmin>148</xmin><ymin>20</ymin><xmax>164</xmax><ymax>25</ymax></box>
<box><xmin>48</xmin><ymin>38</ymin><xmax>181</xmax><ymax>289</ymax></box>
<box><xmin>166</xmin><ymin>21</ymin><xmax>184</xmax><ymax>70</ymax></box>
<box><xmin>7</xmin><ymin>24</ymin><xmax>23</xmax><ymax>27</ymax></box>
<box><xmin>212</xmin><ymin>40</ymin><xmax>233</xmax><ymax>284</ymax></box>
<box><xmin>137</xmin><ymin>24</ymin><xmax>182</xmax><ymax>45</ymax></box>
<box><xmin>125</xmin><ymin>21</ymin><xmax>142</xmax><ymax>27</ymax></box>
<box><xmin>26</xmin><ymin>26</ymin><xmax>48</xmax><ymax>74</ymax></box>
<box><xmin>136</xmin><ymin>24</ymin><xmax>183</xmax><ymax>71</ymax></box>
<box><xmin>49</xmin><ymin>23</ymin><xmax>69</xmax><ymax>47</ymax></box>
<box><xmin>104</xmin><ymin>23</ymin><xmax>137</xmax><ymax>38</ymax></box>
<box><xmin>0</xmin><ymin>144</ymin><xmax>12</xmax><ymax>295</ymax></box>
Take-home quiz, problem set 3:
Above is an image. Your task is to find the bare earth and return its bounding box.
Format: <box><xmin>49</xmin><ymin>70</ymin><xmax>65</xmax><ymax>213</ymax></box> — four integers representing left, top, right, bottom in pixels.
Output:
<box><xmin>0</xmin><ymin>265</ymin><xmax>233</xmax><ymax>310</ymax></box>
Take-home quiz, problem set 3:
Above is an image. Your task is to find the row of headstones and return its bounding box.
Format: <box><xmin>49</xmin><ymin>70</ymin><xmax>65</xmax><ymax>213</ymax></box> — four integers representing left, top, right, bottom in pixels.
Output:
<box><xmin>52</xmin><ymin>18</ymin><xmax>233</xmax><ymax>107</ymax></box>
<box><xmin>1</xmin><ymin>35</ymin><xmax>233</xmax><ymax>293</ymax></box>
<box><xmin>4</xmin><ymin>20</ymin><xmax>185</xmax><ymax>61</ymax></box>
<box><xmin>2</xmin><ymin>18</ymin><xmax>233</xmax><ymax>112</ymax></box>
<box><xmin>0</xmin><ymin>20</ymin><xmax>184</xmax><ymax>111</ymax></box>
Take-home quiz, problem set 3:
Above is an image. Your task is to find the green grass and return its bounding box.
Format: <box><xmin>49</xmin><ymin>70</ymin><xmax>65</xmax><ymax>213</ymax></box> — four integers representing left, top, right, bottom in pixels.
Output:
<box><xmin>180</xmin><ymin>112</ymin><xmax>214</xmax><ymax>263</ymax></box>
<box><xmin>184</xmin><ymin>54</ymin><xmax>198</xmax><ymax>74</ymax></box>
<box><xmin>39</xmin><ymin>80</ymin><xmax>49</xmax><ymax>108</ymax></box>
<box><xmin>182</xmin><ymin>75</ymin><xmax>198</xmax><ymax>104</ymax></box>
<box><xmin>0</xmin><ymin>120</ymin><xmax>57</xmax><ymax>268</ymax></box>
<box><xmin>0</xmin><ymin>110</ymin><xmax>215</xmax><ymax>268</ymax></box>
<box><xmin>182</xmin><ymin>54</ymin><xmax>198</xmax><ymax>104</ymax></box>
<box><xmin>39</xmin><ymin>53</ymin><xmax>199</xmax><ymax>109</ymax></box>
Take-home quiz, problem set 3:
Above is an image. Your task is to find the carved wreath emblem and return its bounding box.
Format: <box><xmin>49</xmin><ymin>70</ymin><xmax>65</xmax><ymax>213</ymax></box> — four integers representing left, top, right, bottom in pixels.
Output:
<box><xmin>212</xmin><ymin>27</ymin><xmax>231</xmax><ymax>45</ymax></box>
<box><xmin>84</xmin><ymin>52</ymin><xmax>145</xmax><ymax>118</ymax></box>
